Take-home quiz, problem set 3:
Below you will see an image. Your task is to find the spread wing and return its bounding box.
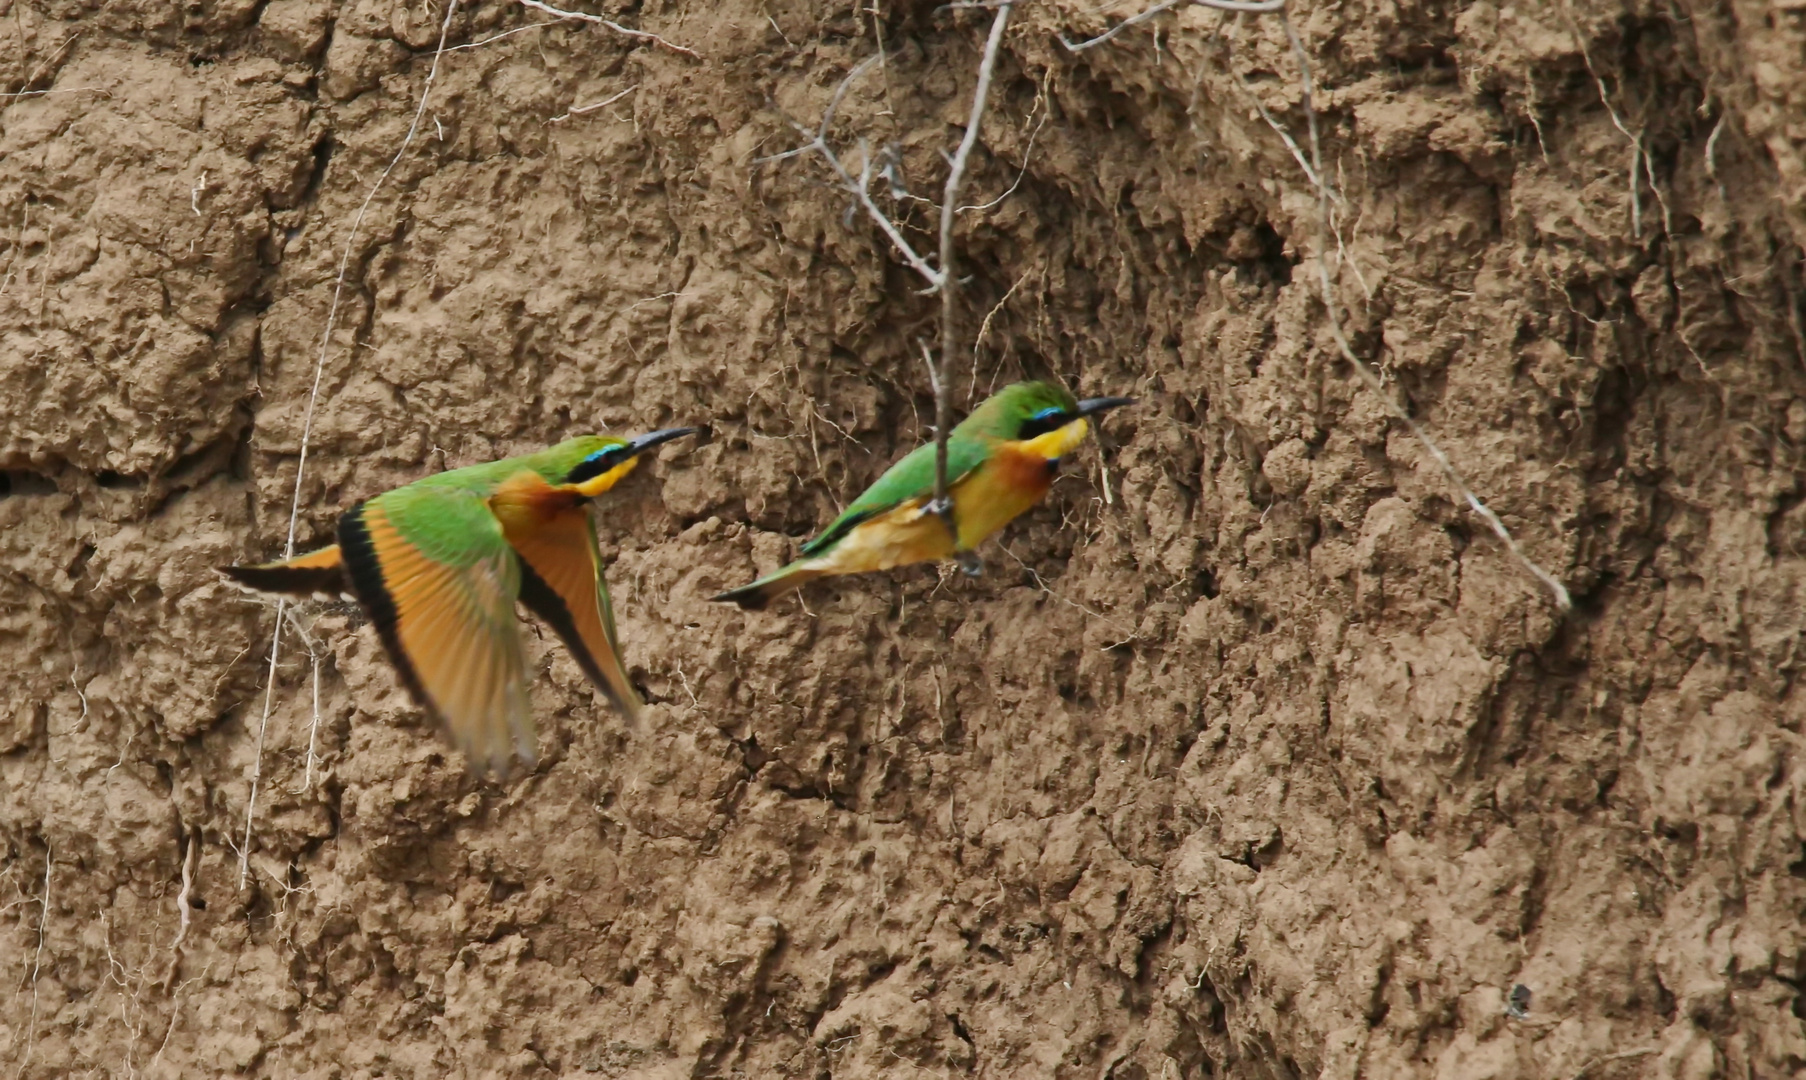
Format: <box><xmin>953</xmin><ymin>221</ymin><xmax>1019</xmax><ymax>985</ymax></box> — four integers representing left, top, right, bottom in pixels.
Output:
<box><xmin>490</xmin><ymin>470</ymin><xmax>643</xmax><ymax>723</ymax></box>
<box><xmin>801</xmin><ymin>435</ymin><xmax>992</xmax><ymax>556</ymax></box>
<box><xmin>337</xmin><ymin>489</ymin><xmax>534</xmax><ymax>774</ymax></box>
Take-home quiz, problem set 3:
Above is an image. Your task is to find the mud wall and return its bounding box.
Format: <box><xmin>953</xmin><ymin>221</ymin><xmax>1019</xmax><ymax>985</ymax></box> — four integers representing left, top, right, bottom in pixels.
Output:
<box><xmin>2</xmin><ymin>0</ymin><xmax>1804</xmax><ymax>1076</ymax></box>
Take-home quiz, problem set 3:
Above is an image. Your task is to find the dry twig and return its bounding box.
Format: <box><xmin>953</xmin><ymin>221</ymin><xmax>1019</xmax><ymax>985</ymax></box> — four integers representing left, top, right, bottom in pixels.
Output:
<box><xmin>283</xmin><ymin>608</ymin><xmax>324</xmax><ymax>795</ymax></box>
<box><xmin>758</xmin><ymin>5</ymin><xmax>1018</xmax><ymax>579</ymax></box>
<box><xmin>1571</xmin><ymin>1047</ymin><xmax>1659</xmax><ymax>1079</ymax></box>
<box><xmin>548</xmin><ymin>83</ymin><xmax>638</xmax><ymax>123</ymax></box>
<box><xmin>171</xmin><ymin>826</ymin><xmax>198</xmax><ymax>954</ymax></box>
<box><xmin>758</xmin><ymin>54</ymin><xmax>944</xmax><ymax>288</ymax></box>
<box><xmin>444</xmin><ymin>20</ymin><xmax>559</xmax><ymax>52</ymax></box>
<box><xmin>516</xmin><ymin>0</ymin><xmax>701</xmax><ymax>59</ymax></box>
<box><xmin>931</xmin><ymin>1</ymin><xmax>1014</xmax><ymax>574</ymax></box>
<box><xmin>1060</xmin><ymin>0</ymin><xmax>1285</xmax><ymax>53</ymax></box>
<box><xmin>1071</xmin><ymin>0</ymin><xmax>1571</xmax><ymax>609</ymax></box>
<box><xmin>0</xmin><ymin>84</ymin><xmax>107</xmax><ymax>100</ymax></box>
<box><xmin>1555</xmin><ymin>0</ymin><xmax>1670</xmax><ymax>238</ymax></box>
<box><xmin>241</xmin><ymin>0</ymin><xmax>464</xmax><ymax>889</ymax></box>
<box><xmin>958</xmin><ymin>68</ymin><xmax>1050</xmax><ymax>214</ymax></box>
<box><xmin>16</xmin><ymin>844</ymin><xmax>50</xmax><ymax>1079</ymax></box>
<box><xmin>1266</xmin><ymin>12</ymin><xmax>1573</xmax><ymax>611</ymax></box>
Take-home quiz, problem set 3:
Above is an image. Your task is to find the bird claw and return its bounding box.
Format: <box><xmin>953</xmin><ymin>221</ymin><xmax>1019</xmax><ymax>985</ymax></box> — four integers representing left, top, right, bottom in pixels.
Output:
<box><xmin>922</xmin><ymin>496</ymin><xmax>977</xmax><ymax>574</ymax></box>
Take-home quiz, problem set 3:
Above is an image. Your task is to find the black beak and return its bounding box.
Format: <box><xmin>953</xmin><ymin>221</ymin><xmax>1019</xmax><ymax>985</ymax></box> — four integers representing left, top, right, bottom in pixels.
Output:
<box><xmin>623</xmin><ymin>426</ymin><xmax>699</xmax><ymax>458</ymax></box>
<box><xmin>1076</xmin><ymin>396</ymin><xmax>1135</xmax><ymax>418</ymax></box>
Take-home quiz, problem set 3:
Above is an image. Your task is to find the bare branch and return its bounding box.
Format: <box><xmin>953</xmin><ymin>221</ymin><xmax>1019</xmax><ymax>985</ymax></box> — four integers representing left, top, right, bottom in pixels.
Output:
<box><xmin>444</xmin><ymin>20</ymin><xmax>559</xmax><ymax>52</ymax></box>
<box><xmin>19</xmin><ymin>844</ymin><xmax>50</xmax><ymax>1076</ymax></box>
<box><xmin>1704</xmin><ymin>106</ymin><xmax>1728</xmax><ymax>204</ymax></box>
<box><xmin>516</xmin><ymin>0</ymin><xmax>702</xmax><ymax>59</ymax></box>
<box><xmin>759</xmin><ymin>4</ymin><xmax>1015</xmax><ymax>579</ymax></box>
<box><xmin>243</xmin><ymin>0</ymin><xmax>464</xmax><ymax>890</ymax></box>
<box><xmin>0</xmin><ymin>85</ymin><xmax>108</xmax><ymax>101</ymax></box>
<box><xmin>1571</xmin><ymin>1048</ymin><xmax>1659</xmax><ymax>1080</ymax></box>
<box><xmin>171</xmin><ymin>826</ymin><xmax>198</xmax><ymax>954</ymax></box>
<box><xmin>958</xmin><ymin>69</ymin><xmax>1049</xmax><ymax>214</ymax></box>
<box><xmin>757</xmin><ymin>55</ymin><xmax>944</xmax><ymax>288</ymax></box>
<box><xmin>548</xmin><ymin>83</ymin><xmax>638</xmax><ymax>123</ymax></box>
<box><xmin>284</xmin><ymin>608</ymin><xmax>324</xmax><ymax>795</ymax></box>
<box><xmin>1062</xmin><ymin>0</ymin><xmax>1284</xmax><ymax>53</ymax></box>
<box><xmin>1555</xmin><ymin>0</ymin><xmax>1670</xmax><ymax>240</ymax></box>
<box><xmin>1222</xmin><ymin>19</ymin><xmax>1333</xmax><ymax>197</ymax></box>
<box><xmin>921</xmin><ymin>337</ymin><xmax>946</xmax><ymax>402</ymax></box>
<box><xmin>932</xmin><ymin>1</ymin><xmax>1014</xmax><ymax>576</ymax></box>
<box><xmin>1259</xmin><ymin>12</ymin><xmax>1572</xmax><ymax>611</ymax></box>
<box><xmin>820</xmin><ymin>54</ymin><xmax>883</xmax><ymax>146</ymax></box>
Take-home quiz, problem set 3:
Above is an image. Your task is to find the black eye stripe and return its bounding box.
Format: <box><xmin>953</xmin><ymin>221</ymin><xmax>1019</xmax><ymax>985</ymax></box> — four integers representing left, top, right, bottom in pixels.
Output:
<box><xmin>566</xmin><ymin>448</ymin><xmax>628</xmax><ymax>486</ymax></box>
<box><xmin>1017</xmin><ymin>409</ymin><xmax>1074</xmax><ymax>440</ymax></box>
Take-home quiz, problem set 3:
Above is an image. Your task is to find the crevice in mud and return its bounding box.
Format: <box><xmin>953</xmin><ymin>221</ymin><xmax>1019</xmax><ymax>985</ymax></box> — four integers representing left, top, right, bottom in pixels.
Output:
<box><xmin>0</xmin><ymin>470</ymin><xmax>59</xmax><ymax>497</ymax></box>
<box><xmin>298</xmin><ymin>133</ymin><xmax>335</xmax><ymax>210</ymax></box>
<box><xmin>767</xmin><ymin>779</ymin><xmax>854</xmax><ymax>812</ymax></box>
<box><xmin>1515</xmin><ymin>862</ymin><xmax>1549</xmax><ymax>942</ymax></box>
<box><xmin>66</xmin><ymin>541</ymin><xmax>97</xmax><ymax>581</ymax></box>
<box><xmin>1766</xmin><ymin>485</ymin><xmax>1806</xmax><ymax>559</ymax></box>
<box><xmin>94</xmin><ymin>469</ymin><xmax>142</xmax><ymax>490</ymax></box>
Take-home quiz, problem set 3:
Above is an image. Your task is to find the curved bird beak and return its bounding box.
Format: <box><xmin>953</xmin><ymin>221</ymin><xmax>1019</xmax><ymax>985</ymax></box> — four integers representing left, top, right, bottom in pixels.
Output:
<box><xmin>624</xmin><ymin>427</ymin><xmax>699</xmax><ymax>458</ymax></box>
<box><xmin>1076</xmin><ymin>396</ymin><xmax>1135</xmax><ymax>418</ymax></box>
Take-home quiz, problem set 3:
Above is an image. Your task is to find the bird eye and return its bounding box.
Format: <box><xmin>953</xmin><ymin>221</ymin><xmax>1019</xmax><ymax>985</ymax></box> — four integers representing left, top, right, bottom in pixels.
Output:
<box><xmin>1019</xmin><ymin>406</ymin><xmax>1072</xmax><ymax>440</ymax></box>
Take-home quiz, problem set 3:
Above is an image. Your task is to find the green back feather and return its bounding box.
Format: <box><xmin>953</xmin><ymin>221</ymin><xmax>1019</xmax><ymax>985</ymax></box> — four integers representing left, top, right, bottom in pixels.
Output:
<box><xmin>801</xmin><ymin>381</ymin><xmax>1079</xmax><ymax>557</ymax></box>
<box><xmin>372</xmin><ymin>481</ymin><xmax>511</xmax><ymax>568</ymax></box>
<box><xmin>373</xmin><ymin>436</ymin><xmax>628</xmax><ymax>565</ymax></box>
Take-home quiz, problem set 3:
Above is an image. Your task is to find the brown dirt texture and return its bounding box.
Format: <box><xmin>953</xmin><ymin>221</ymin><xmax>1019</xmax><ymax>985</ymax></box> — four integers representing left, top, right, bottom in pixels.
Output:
<box><xmin>3</xmin><ymin>0</ymin><xmax>1805</xmax><ymax>1076</ymax></box>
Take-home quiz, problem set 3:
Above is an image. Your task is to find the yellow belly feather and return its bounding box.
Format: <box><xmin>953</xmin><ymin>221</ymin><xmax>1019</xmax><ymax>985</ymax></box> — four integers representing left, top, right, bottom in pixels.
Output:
<box><xmin>807</xmin><ymin>418</ymin><xmax>1090</xmax><ymax>576</ymax></box>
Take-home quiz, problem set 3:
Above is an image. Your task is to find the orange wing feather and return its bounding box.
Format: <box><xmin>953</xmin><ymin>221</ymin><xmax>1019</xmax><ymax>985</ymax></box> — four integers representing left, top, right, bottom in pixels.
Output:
<box><xmin>489</xmin><ymin>471</ymin><xmax>644</xmax><ymax>723</ymax></box>
<box><xmin>339</xmin><ymin>501</ymin><xmax>534</xmax><ymax>773</ymax></box>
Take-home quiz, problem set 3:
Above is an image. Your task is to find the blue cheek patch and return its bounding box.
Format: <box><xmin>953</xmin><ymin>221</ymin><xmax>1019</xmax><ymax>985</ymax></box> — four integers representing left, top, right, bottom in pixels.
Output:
<box><xmin>585</xmin><ymin>448</ymin><xmax>626</xmax><ymax>471</ymax></box>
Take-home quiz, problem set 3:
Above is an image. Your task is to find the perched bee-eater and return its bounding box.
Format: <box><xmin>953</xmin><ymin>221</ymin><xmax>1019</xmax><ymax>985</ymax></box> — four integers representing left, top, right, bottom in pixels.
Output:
<box><xmin>223</xmin><ymin>428</ymin><xmax>696</xmax><ymax>773</ymax></box>
<box><xmin>712</xmin><ymin>381</ymin><xmax>1131</xmax><ymax>610</ymax></box>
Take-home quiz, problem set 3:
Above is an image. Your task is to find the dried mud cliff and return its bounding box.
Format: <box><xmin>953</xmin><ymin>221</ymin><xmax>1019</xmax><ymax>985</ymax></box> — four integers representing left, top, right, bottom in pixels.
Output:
<box><xmin>3</xmin><ymin>0</ymin><xmax>1805</xmax><ymax>1076</ymax></box>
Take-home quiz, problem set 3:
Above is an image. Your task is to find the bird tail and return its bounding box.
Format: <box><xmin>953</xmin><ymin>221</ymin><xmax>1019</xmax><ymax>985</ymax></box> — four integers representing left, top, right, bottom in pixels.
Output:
<box><xmin>711</xmin><ymin>561</ymin><xmax>825</xmax><ymax>611</ymax></box>
<box><xmin>219</xmin><ymin>544</ymin><xmax>347</xmax><ymax>599</ymax></box>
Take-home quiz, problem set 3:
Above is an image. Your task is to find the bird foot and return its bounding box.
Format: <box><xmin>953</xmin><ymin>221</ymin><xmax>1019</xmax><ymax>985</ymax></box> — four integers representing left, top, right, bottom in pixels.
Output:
<box><xmin>922</xmin><ymin>496</ymin><xmax>978</xmax><ymax>575</ymax></box>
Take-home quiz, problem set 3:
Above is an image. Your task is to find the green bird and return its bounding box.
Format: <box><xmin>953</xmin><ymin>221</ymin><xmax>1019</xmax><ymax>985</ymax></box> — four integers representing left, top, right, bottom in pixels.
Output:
<box><xmin>712</xmin><ymin>381</ymin><xmax>1132</xmax><ymax>610</ymax></box>
<box><xmin>223</xmin><ymin>428</ymin><xmax>696</xmax><ymax>773</ymax></box>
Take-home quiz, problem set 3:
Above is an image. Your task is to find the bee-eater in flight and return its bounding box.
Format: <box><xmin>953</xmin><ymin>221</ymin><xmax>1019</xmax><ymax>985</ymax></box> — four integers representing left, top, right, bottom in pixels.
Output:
<box><xmin>712</xmin><ymin>381</ymin><xmax>1131</xmax><ymax>610</ymax></box>
<box><xmin>223</xmin><ymin>428</ymin><xmax>697</xmax><ymax>773</ymax></box>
